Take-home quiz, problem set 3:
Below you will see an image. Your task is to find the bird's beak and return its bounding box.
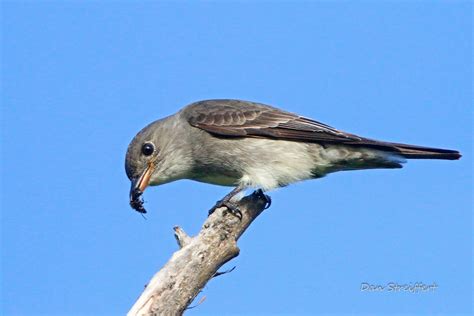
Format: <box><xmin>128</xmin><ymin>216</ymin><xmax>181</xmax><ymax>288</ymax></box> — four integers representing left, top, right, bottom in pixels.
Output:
<box><xmin>129</xmin><ymin>162</ymin><xmax>155</xmax><ymax>213</ymax></box>
<box><xmin>132</xmin><ymin>164</ymin><xmax>154</xmax><ymax>193</ymax></box>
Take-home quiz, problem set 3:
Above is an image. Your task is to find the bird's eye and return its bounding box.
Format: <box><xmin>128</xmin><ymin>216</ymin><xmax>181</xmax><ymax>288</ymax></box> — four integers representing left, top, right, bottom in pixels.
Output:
<box><xmin>141</xmin><ymin>143</ymin><xmax>155</xmax><ymax>156</ymax></box>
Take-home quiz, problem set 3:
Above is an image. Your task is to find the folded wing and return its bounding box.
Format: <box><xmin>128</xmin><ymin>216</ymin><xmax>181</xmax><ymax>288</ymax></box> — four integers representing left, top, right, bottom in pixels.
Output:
<box><xmin>184</xmin><ymin>99</ymin><xmax>461</xmax><ymax>160</ymax></box>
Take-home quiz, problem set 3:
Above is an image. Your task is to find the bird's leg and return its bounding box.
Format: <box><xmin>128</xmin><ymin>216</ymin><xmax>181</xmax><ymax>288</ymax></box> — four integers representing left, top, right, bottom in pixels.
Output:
<box><xmin>253</xmin><ymin>189</ymin><xmax>272</xmax><ymax>209</ymax></box>
<box><xmin>209</xmin><ymin>185</ymin><xmax>245</xmax><ymax>219</ymax></box>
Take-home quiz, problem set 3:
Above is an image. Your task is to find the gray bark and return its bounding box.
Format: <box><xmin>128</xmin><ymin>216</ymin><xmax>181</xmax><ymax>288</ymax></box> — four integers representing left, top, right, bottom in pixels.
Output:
<box><xmin>127</xmin><ymin>191</ymin><xmax>268</xmax><ymax>315</ymax></box>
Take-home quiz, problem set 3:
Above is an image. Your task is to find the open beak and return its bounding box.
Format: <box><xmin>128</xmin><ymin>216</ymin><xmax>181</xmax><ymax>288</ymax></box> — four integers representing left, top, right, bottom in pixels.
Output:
<box><xmin>129</xmin><ymin>163</ymin><xmax>155</xmax><ymax>213</ymax></box>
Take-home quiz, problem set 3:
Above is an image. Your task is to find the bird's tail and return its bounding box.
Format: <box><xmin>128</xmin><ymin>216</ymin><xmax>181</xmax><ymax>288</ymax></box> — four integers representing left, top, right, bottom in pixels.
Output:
<box><xmin>389</xmin><ymin>143</ymin><xmax>461</xmax><ymax>160</ymax></box>
<box><xmin>320</xmin><ymin>141</ymin><xmax>460</xmax><ymax>175</ymax></box>
<box><xmin>364</xmin><ymin>141</ymin><xmax>461</xmax><ymax>160</ymax></box>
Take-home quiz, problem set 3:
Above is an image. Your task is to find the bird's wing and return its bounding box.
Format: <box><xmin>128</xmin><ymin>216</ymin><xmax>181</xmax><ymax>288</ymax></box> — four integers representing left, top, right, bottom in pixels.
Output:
<box><xmin>184</xmin><ymin>99</ymin><xmax>461</xmax><ymax>160</ymax></box>
<box><xmin>184</xmin><ymin>99</ymin><xmax>363</xmax><ymax>144</ymax></box>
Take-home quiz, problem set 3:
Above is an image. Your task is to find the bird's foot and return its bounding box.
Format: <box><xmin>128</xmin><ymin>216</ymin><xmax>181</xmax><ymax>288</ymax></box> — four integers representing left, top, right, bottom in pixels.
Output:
<box><xmin>208</xmin><ymin>199</ymin><xmax>242</xmax><ymax>220</ymax></box>
<box><xmin>253</xmin><ymin>189</ymin><xmax>272</xmax><ymax>209</ymax></box>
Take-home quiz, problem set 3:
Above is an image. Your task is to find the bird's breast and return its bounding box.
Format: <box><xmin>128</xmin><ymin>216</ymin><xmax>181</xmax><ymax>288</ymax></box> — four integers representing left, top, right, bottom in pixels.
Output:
<box><xmin>190</xmin><ymin>173</ymin><xmax>240</xmax><ymax>187</ymax></box>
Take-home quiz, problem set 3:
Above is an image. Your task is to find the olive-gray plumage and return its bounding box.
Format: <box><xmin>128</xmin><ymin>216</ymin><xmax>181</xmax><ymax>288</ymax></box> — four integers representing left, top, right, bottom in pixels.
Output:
<box><xmin>125</xmin><ymin>99</ymin><xmax>460</xmax><ymax>213</ymax></box>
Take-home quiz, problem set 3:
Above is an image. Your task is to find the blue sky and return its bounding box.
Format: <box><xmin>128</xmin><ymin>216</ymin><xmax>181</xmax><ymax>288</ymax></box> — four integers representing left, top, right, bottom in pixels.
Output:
<box><xmin>1</xmin><ymin>1</ymin><xmax>472</xmax><ymax>315</ymax></box>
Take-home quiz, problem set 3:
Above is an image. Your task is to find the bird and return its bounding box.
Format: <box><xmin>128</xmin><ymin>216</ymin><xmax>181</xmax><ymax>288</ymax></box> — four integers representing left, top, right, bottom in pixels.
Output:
<box><xmin>125</xmin><ymin>99</ymin><xmax>461</xmax><ymax>214</ymax></box>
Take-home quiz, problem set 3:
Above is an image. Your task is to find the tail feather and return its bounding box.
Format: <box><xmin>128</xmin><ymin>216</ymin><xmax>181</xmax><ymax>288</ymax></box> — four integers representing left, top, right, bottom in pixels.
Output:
<box><xmin>323</xmin><ymin>141</ymin><xmax>460</xmax><ymax>175</ymax></box>
<box><xmin>342</xmin><ymin>135</ymin><xmax>461</xmax><ymax>160</ymax></box>
<box><xmin>390</xmin><ymin>142</ymin><xmax>461</xmax><ymax>160</ymax></box>
<box><xmin>362</xmin><ymin>141</ymin><xmax>461</xmax><ymax>160</ymax></box>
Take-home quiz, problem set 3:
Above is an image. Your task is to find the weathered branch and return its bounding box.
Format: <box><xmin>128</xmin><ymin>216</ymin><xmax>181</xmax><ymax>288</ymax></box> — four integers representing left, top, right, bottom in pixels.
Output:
<box><xmin>127</xmin><ymin>191</ymin><xmax>269</xmax><ymax>315</ymax></box>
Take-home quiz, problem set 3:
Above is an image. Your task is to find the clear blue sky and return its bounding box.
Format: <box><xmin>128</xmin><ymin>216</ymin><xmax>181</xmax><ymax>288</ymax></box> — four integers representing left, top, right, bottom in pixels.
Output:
<box><xmin>1</xmin><ymin>2</ymin><xmax>472</xmax><ymax>315</ymax></box>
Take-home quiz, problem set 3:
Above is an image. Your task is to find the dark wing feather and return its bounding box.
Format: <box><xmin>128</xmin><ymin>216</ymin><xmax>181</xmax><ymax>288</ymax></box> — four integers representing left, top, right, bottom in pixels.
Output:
<box><xmin>183</xmin><ymin>99</ymin><xmax>461</xmax><ymax>160</ymax></box>
<box><xmin>184</xmin><ymin>99</ymin><xmax>361</xmax><ymax>143</ymax></box>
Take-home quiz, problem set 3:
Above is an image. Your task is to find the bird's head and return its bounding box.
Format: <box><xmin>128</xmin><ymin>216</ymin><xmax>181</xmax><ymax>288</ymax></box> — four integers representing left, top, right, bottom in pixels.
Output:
<box><xmin>125</xmin><ymin>119</ymin><xmax>168</xmax><ymax>213</ymax></box>
<box><xmin>125</xmin><ymin>116</ymin><xmax>194</xmax><ymax>213</ymax></box>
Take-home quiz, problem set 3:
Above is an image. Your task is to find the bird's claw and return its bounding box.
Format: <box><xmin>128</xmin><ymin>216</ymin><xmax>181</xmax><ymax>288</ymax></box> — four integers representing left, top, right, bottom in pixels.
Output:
<box><xmin>208</xmin><ymin>188</ymin><xmax>270</xmax><ymax>219</ymax></box>
<box><xmin>254</xmin><ymin>189</ymin><xmax>272</xmax><ymax>209</ymax></box>
<box><xmin>209</xmin><ymin>200</ymin><xmax>242</xmax><ymax>220</ymax></box>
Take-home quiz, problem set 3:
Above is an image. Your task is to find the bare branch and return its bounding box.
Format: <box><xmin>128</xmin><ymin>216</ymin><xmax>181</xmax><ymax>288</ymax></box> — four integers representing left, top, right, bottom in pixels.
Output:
<box><xmin>127</xmin><ymin>191</ymin><xmax>268</xmax><ymax>316</ymax></box>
